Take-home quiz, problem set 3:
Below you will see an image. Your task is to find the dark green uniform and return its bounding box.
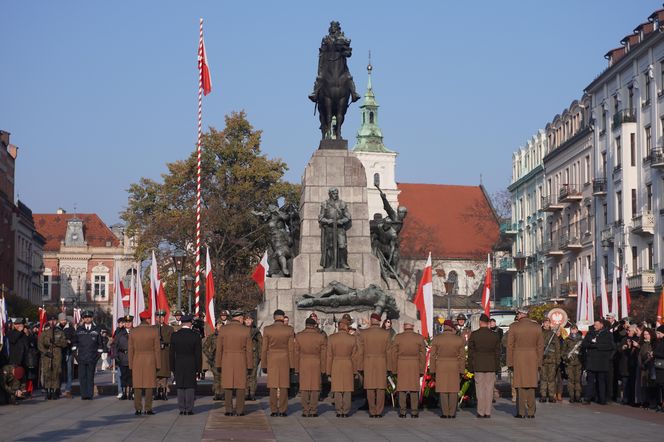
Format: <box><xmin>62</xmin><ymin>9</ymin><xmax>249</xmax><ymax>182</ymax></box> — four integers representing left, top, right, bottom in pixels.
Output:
<box><xmin>37</xmin><ymin>324</ymin><xmax>67</xmax><ymax>396</ymax></box>
<box><xmin>203</xmin><ymin>331</ymin><xmax>222</xmax><ymax>399</ymax></box>
<box><xmin>247</xmin><ymin>327</ymin><xmax>262</xmax><ymax>400</ymax></box>
<box><xmin>540</xmin><ymin>328</ymin><xmax>560</xmax><ymax>400</ymax></box>
<box><xmin>562</xmin><ymin>333</ymin><xmax>583</xmax><ymax>402</ymax></box>
<box><xmin>0</xmin><ymin>365</ymin><xmax>23</xmax><ymax>405</ymax></box>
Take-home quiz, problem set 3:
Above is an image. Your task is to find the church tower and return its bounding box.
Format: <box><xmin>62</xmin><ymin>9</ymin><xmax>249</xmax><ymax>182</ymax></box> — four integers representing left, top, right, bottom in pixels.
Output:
<box><xmin>352</xmin><ymin>58</ymin><xmax>399</xmax><ymax>220</ymax></box>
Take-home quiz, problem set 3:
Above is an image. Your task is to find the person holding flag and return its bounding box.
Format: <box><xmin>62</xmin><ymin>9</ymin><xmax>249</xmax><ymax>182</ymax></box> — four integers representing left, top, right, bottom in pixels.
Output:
<box><xmin>37</xmin><ymin>313</ymin><xmax>67</xmax><ymax>400</ymax></box>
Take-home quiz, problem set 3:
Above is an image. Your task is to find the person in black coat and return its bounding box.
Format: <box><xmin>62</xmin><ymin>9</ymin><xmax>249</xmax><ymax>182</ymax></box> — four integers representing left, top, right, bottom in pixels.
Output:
<box><xmin>71</xmin><ymin>311</ymin><xmax>103</xmax><ymax>400</ymax></box>
<box><xmin>654</xmin><ymin>325</ymin><xmax>664</xmax><ymax>412</ymax></box>
<box><xmin>582</xmin><ymin>319</ymin><xmax>616</xmax><ymax>405</ymax></box>
<box><xmin>169</xmin><ymin>315</ymin><xmax>202</xmax><ymax>415</ymax></box>
<box><xmin>7</xmin><ymin>319</ymin><xmax>29</xmax><ymax>389</ymax></box>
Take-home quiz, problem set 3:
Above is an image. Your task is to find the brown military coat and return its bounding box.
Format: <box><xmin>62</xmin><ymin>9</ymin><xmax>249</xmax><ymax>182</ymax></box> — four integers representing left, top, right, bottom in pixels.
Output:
<box><xmin>468</xmin><ymin>327</ymin><xmax>501</xmax><ymax>373</ymax></box>
<box><xmin>430</xmin><ymin>330</ymin><xmax>465</xmax><ymax>393</ymax></box>
<box><xmin>507</xmin><ymin>318</ymin><xmax>544</xmax><ymax>388</ymax></box>
<box><xmin>261</xmin><ymin>320</ymin><xmax>294</xmax><ymax>388</ymax></box>
<box><xmin>216</xmin><ymin>320</ymin><xmax>253</xmax><ymax>389</ymax></box>
<box><xmin>358</xmin><ymin>325</ymin><xmax>391</xmax><ymax>389</ymax></box>
<box><xmin>294</xmin><ymin>328</ymin><xmax>327</xmax><ymax>391</ymax></box>
<box><xmin>326</xmin><ymin>331</ymin><xmax>359</xmax><ymax>392</ymax></box>
<box><xmin>128</xmin><ymin>323</ymin><xmax>161</xmax><ymax>388</ymax></box>
<box><xmin>390</xmin><ymin>329</ymin><xmax>426</xmax><ymax>392</ymax></box>
<box><xmin>154</xmin><ymin>323</ymin><xmax>174</xmax><ymax>377</ymax></box>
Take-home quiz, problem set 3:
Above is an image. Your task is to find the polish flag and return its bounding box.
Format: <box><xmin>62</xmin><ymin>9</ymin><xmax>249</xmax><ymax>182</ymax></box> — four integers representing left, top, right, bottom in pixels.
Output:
<box><xmin>252</xmin><ymin>250</ymin><xmax>269</xmax><ymax>293</ymax></box>
<box><xmin>599</xmin><ymin>265</ymin><xmax>609</xmax><ymax>318</ymax></box>
<box><xmin>121</xmin><ymin>286</ymin><xmax>131</xmax><ymax>309</ymax></box>
<box><xmin>38</xmin><ymin>307</ymin><xmax>47</xmax><ymax>336</ymax></box>
<box><xmin>112</xmin><ymin>265</ymin><xmax>125</xmax><ymax>333</ymax></box>
<box><xmin>577</xmin><ymin>266</ymin><xmax>586</xmax><ymax>323</ymax></box>
<box><xmin>620</xmin><ymin>264</ymin><xmax>631</xmax><ymax>319</ymax></box>
<box><xmin>73</xmin><ymin>308</ymin><xmax>82</xmax><ymax>326</ymax></box>
<box><xmin>414</xmin><ymin>252</ymin><xmax>433</xmax><ymax>339</ymax></box>
<box><xmin>610</xmin><ymin>264</ymin><xmax>619</xmax><ymax>318</ymax></box>
<box><xmin>481</xmin><ymin>254</ymin><xmax>492</xmax><ymax>317</ymax></box>
<box><xmin>150</xmin><ymin>251</ymin><xmax>170</xmax><ymax>325</ymax></box>
<box><xmin>585</xmin><ymin>264</ymin><xmax>594</xmax><ymax>324</ymax></box>
<box><xmin>656</xmin><ymin>286</ymin><xmax>664</xmax><ymax>326</ymax></box>
<box><xmin>198</xmin><ymin>21</ymin><xmax>212</xmax><ymax>96</ymax></box>
<box><xmin>205</xmin><ymin>248</ymin><xmax>216</xmax><ymax>330</ymax></box>
<box><xmin>133</xmin><ymin>271</ymin><xmax>146</xmax><ymax>327</ymax></box>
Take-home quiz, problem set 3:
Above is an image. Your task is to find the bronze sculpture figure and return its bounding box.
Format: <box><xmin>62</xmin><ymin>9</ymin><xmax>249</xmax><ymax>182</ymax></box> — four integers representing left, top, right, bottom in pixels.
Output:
<box><xmin>319</xmin><ymin>188</ymin><xmax>352</xmax><ymax>270</ymax></box>
<box><xmin>297</xmin><ymin>281</ymin><xmax>400</xmax><ymax>318</ymax></box>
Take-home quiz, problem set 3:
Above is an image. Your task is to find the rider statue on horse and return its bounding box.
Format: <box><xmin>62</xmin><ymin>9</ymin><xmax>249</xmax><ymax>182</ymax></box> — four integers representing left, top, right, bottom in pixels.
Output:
<box><xmin>309</xmin><ymin>21</ymin><xmax>361</xmax><ymax>140</ymax></box>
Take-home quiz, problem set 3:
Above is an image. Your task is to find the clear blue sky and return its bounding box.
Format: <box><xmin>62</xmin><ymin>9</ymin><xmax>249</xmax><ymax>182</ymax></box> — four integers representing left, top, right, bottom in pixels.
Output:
<box><xmin>2</xmin><ymin>1</ymin><xmax>660</xmax><ymax>224</ymax></box>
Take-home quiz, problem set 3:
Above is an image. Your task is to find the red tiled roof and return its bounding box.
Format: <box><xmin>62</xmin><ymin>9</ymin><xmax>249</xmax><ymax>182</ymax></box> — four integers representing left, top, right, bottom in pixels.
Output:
<box><xmin>397</xmin><ymin>183</ymin><xmax>499</xmax><ymax>260</ymax></box>
<box><xmin>33</xmin><ymin>213</ymin><xmax>120</xmax><ymax>252</ymax></box>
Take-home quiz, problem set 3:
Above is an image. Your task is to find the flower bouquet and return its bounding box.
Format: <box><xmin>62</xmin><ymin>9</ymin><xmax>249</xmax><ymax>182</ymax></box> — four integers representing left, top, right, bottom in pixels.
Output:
<box><xmin>457</xmin><ymin>370</ymin><xmax>474</xmax><ymax>408</ymax></box>
<box><xmin>386</xmin><ymin>373</ymin><xmax>397</xmax><ymax>408</ymax></box>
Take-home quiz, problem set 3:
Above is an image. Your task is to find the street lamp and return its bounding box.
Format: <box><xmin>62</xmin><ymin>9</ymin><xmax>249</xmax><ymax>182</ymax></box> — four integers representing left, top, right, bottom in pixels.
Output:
<box><xmin>514</xmin><ymin>255</ymin><xmax>527</xmax><ymax>307</ymax></box>
<box><xmin>183</xmin><ymin>276</ymin><xmax>194</xmax><ymax>314</ymax></box>
<box><xmin>444</xmin><ymin>280</ymin><xmax>455</xmax><ymax>319</ymax></box>
<box><xmin>171</xmin><ymin>249</ymin><xmax>186</xmax><ymax>310</ymax></box>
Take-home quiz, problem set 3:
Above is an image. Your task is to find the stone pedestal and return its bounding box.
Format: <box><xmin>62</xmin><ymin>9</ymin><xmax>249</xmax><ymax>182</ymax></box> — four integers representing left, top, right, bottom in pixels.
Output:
<box><xmin>257</xmin><ymin>145</ymin><xmax>416</xmax><ymax>333</ymax></box>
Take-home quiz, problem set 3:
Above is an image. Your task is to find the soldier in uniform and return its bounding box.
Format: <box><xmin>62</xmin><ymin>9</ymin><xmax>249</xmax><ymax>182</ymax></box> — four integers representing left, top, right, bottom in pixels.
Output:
<box><xmin>563</xmin><ymin>324</ymin><xmax>583</xmax><ymax>402</ymax></box>
<box><xmin>261</xmin><ymin>309</ymin><xmax>294</xmax><ymax>416</ymax></box>
<box><xmin>327</xmin><ymin>319</ymin><xmax>360</xmax><ymax>417</ymax></box>
<box><xmin>71</xmin><ymin>311</ymin><xmax>103</xmax><ymax>400</ymax></box>
<box><xmin>0</xmin><ymin>365</ymin><xmax>25</xmax><ymax>405</ymax></box>
<box><xmin>358</xmin><ymin>312</ymin><xmax>391</xmax><ymax>418</ymax></box>
<box><xmin>154</xmin><ymin>310</ymin><xmax>173</xmax><ymax>400</ymax></box>
<box><xmin>431</xmin><ymin>320</ymin><xmax>465</xmax><ymax>418</ymax></box>
<box><xmin>507</xmin><ymin>308</ymin><xmax>544</xmax><ymax>418</ymax></box>
<box><xmin>390</xmin><ymin>320</ymin><xmax>426</xmax><ymax>418</ymax></box>
<box><xmin>170</xmin><ymin>315</ymin><xmax>203</xmax><ymax>415</ymax></box>
<box><xmin>218</xmin><ymin>310</ymin><xmax>230</xmax><ymax>326</ymax></box>
<box><xmin>128</xmin><ymin>311</ymin><xmax>160</xmax><ymax>415</ymax></box>
<box><xmin>468</xmin><ymin>313</ymin><xmax>501</xmax><ymax>418</ymax></box>
<box><xmin>37</xmin><ymin>314</ymin><xmax>67</xmax><ymax>400</ymax></box>
<box><xmin>171</xmin><ymin>311</ymin><xmax>184</xmax><ymax>331</ymax></box>
<box><xmin>112</xmin><ymin>315</ymin><xmax>132</xmax><ymax>400</ymax></box>
<box><xmin>244</xmin><ymin>315</ymin><xmax>262</xmax><ymax>401</ymax></box>
<box><xmin>203</xmin><ymin>319</ymin><xmax>224</xmax><ymax>400</ymax></box>
<box><xmin>294</xmin><ymin>317</ymin><xmax>327</xmax><ymax>417</ymax></box>
<box><xmin>216</xmin><ymin>310</ymin><xmax>253</xmax><ymax>416</ymax></box>
<box><xmin>540</xmin><ymin>318</ymin><xmax>561</xmax><ymax>403</ymax></box>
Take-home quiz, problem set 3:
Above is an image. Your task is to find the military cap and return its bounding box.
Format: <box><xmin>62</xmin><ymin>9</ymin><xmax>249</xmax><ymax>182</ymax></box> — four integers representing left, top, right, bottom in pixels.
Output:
<box><xmin>231</xmin><ymin>310</ymin><xmax>244</xmax><ymax>318</ymax></box>
<box><xmin>273</xmin><ymin>309</ymin><xmax>285</xmax><ymax>317</ymax></box>
<box><xmin>443</xmin><ymin>319</ymin><xmax>455</xmax><ymax>329</ymax></box>
<box><xmin>456</xmin><ymin>313</ymin><xmax>467</xmax><ymax>321</ymax></box>
<box><xmin>479</xmin><ymin>313</ymin><xmax>490</xmax><ymax>323</ymax></box>
<box><xmin>309</xmin><ymin>312</ymin><xmax>318</xmax><ymax>319</ymax></box>
<box><xmin>657</xmin><ymin>325</ymin><xmax>664</xmax><ymax>334</ymax></box>
<box><xmin>139</xmin><ymin>311</ymin><xmax>151</xmax><ymax>320</ymax></box>
<box><xmin>82</xmin><ymin>310</ymin><xmax>94</xmax><ymax>318</ymax></box>
<box><xmin>305</xmin><ymin>318</ymin><xmax>317</xmax><ymax>326</ymax></box>
<box><xmin>220</xmin><ymin>309</ymin><xmax>230</xmax><ymax>316</ymax></box>
<box><xmin>124</xmin><ymin>315</ymin><xmax>134</xmax><ymax>322</ymax></box>
<box><xmin>181</xmin><ymin>314</ymin><xmax>193</xmax><ymax>323</ymax></box>
<box><xmin>117</xmin><ymin>316</ymin><xmax>126</xmax><ymax>323</ymax></box>
<box><xmin>341</xmin><ymin>313</ymin><xmax>352</xmax><ymax>322</ymax></box>
<box><xmin>155</xmin><ymin>309</ymin><xmax>167</xmax><ymax>317</ymax></box>
<box><xmin>174</xmin><ymin>310</ymin><xmax>184</xmax><ymax>316</ymax></box>
<box><xmin>370</xmin><ymin>313</ymin><xmax>382</xmax><ymax>322</ymax></box>
<box><xmin>47</xmin><ymin>313</ymin><xmax>58</xmax><ymax>321</ymax></box>
<box><xmin>58</xmin><ymin>313</ymin><xmax>67</xmax><ymax>321</ymax></box>
<box><xmin>402</xmin><ymin>320</ymin><xmax>414</xmax><ymax>327</ymax></box>
<box><xmin>516</xmin><ymin>307</ymin><xmax>528</xmax><ymax>315</ymax></box>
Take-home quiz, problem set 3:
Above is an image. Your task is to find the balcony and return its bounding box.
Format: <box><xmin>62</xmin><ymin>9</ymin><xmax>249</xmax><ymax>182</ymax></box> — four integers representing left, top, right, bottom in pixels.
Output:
<box><xmin>650</xmin><ymin>148</ymin><xmax>664</xmax><ymax>168</ymax></box>
<box><xmin>612</xmin><ymin>108</ymin><xmax>637</xmax><ymax>130</ymax></box>
<box><xmin>498</xmin><ymin>256</ymin><xmax>516</xmax><ymax>272</ymax></box>
<box><xmin>631</xmin><ymin>211</ymin><xmax>655</xmax><ymax>235</ymax></box>
<box><xmin>592</xmin><ymin>178</ymin><xmax>607</xmax><ymax>196</ymax></box>
<box><xmin>543</xmin><ymin>240</ymin><xmax>563</xmax><ymax>257</ymax></box>
<box><xmin>559</xmin><ymin>184</ymin><xmax>583</xmax><ymax>202</ymax></box>
<box><xmin>600</xmin><ymin>225</ymin><xmax>614</xmax><ymax>246</ymax></box>
<box><xmin>500</xmin><ymin>221</ymin><xmax>518</xmax><ymax>236</ymax></box>
<box><xmin>559</xmin><ymin>232</ymin><xmax>582</xmax><ymax>251</ymax></box>
<box><xmin>541</xmin><ymin>196</ymin><xmax>564</xmax><ymax>212</ymax></box>
<box><xmin>559</xmin><ymin>280</ymin><xmax>578</xmax><ymax>297</ymax></box>
<box><xmin>628</xmin><ymin>270</ymin><xmax>656</xmax><ymax>293</ymax></box>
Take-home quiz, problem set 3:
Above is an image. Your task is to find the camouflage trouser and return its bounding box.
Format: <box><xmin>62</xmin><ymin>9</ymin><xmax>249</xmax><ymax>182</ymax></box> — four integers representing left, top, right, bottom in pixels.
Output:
<box><xmin>566</xmin><ymin>364</ymin><xmax>582</xmax><ymax>400</ymax></box>
<box><xmin>540</xmin><ymin>362</ymin><xmax>557</xmax><ymax>398</ymax></box>
<box><xmin>156</xmin><ymin>377</ymin><xmax>169</xmax><ymax>390</ymax></box>
<box><xmin>246</xmin><ymin>362</ymin><xmax>259</xmax><ymax>398</ymax></box>
<box><xmin>43</xmin><ymin>363</ymin><xmax>61</xmax><ymax>389</ymax></box>
<box><xmin>209</xmin><ymin>364</ymin><xmax>222</xmax><ymax>396</ymax></box>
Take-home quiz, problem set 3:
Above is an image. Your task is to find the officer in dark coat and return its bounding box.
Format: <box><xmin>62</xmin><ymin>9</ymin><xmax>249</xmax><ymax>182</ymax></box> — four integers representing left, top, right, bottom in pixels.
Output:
<box><xmin>582</xmin><ymin>319</ymin><xmax>615</xmax><ymax>404</ymax></box>
<box><xmin>71</xmin><ymin>311</ymin><xmax>103</xmax><ymax>400</ymax></box>
<box><xmin>169</xmin><ymin>314</ymin><xmax>202</xmax><ymax>415</ymax></box>
<box><xmin>7</xmin><ymin>319</ymin><xmax>29</xmax><ymax>388</ymax></box>
<box><xmin>112</xmin><ymin>316</ymin><xmax>132</xmax><ymax>400</ymax></box>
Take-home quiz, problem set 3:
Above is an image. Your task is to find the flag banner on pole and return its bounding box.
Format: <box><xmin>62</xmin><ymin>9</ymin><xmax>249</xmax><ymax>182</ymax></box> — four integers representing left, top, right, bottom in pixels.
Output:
<box><xmin>134</xmin><ymin>269</ymin><xmax>146</xmax><ymax>327</ymax></box>
<box><xmin>129</xmin><ymin>273</ymin><xmax>136</xmax><ymax>323</ymax></box>
<box><xmin>0</xmin><ymin>295</ymin><xmax>7</xmax><ymax>355</ymax></box>
<box><xmin>657</xmin><ymin>286</ymin><xmax>664</xmax><ymax>326</ymax></box>
<box><xmin>620</xmin><ymin>264</ymin><xmax>630</xmax><ymax>319</ymax></box>
<box><xmin>576</xmin><ymin>266</ymin><xmax>583</xmax><ymax>323</ymax></box>
<box><xmin>205</xmin><ymin>247</ymin><xmax>216</xmax><ymax>330</ymax></box>
<box><xmin>481</xmin><ymin>254</ymin><xmax>492</xmax><ymax>317</ymax></box>
<box><xmin>198</xmin><ymin>19</ymin><xmax>212</xmax><ymax>96</ymax></box>
<box><xmin>112</xmin><ymin>265</ymin><xmax>125</xmax><ymax>333</ymax></box>
<box><xmin>585</xmin><ymin>264</ymin><xmax>594</xmax><ymax>324</ymax></box>
<box><xmin>611</xmin><ymin>263</ymin><xmax>619</xmax><ymax>318</ymax></box>
<box><xmin>150</xmin><ymin>251</ymin><xmax>170</xmax><ymax>325</ymax></box>
<box><xmin>38</xmin><ymin>307</ymin><xmax>47</xmax><ymax>336</ymax></box>
<box><xmin>73</xmin><ymin>307</ymin><xmax>81</xmax><ymax>326</ymax></box>
<box><xmin>578</xmin><ymin>266</ymin><xmax>587</xmax><ymax>323</ymax></box>
<box><xmin>252</xmin><ymin>250</ymin><xmax>269</xmax><ymax>293</ymax></box>
<box><xmin>414</xmin><ymin>252</ymin><xmax>433</xmax><ymax>338</ymax></box>
<box><xmin>600</xmin><ymin>265</ymin><xmax>609</xmax><ymax>318</ymax></box>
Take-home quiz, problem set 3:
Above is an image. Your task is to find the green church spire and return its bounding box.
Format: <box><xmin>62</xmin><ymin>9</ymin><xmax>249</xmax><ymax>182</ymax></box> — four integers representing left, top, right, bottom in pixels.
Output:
<box><xmin>353</xmin><ymin>55</ymin><xmax>392</xmax><ymax>153</ymax></box>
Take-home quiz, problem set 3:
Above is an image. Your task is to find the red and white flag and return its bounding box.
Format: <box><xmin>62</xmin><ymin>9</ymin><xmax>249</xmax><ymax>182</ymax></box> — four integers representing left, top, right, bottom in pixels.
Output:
<box><xmin>73</xmin><ymin>307</ymin><xmax>82</xmax><ymax>326</ymax></box>
<box><xmin>611</xmin><ymin>263</ymin><xmax>619</xmax><ymax>318</ymax></box>
<box><xmin>414</xmin><ymin>252</ymin><xmax>433</xmax><ymax>339</ymax></box>
<box><xmin>205</xmin><ymin>247</ymin><xmax>216</xmax><ymax>330</ymax></box>
<box><xmin>620</xmin><ymin>264</ymin><xmax>631</xmax><ymax>319</ymax></box>
<box><xmin>112</xmin><ymin>265</ymin><xmax>125</xmax><ymax>333</ymax></box>
<box><xmin>599</xmin><ymin>265</ymin><xmax>609</xmax><ymax>318</ymax></box>
<box><xmin>150</xmin><ymin>251</ymin><xmax>170</xmax><ymax>325</ymax></box>
<box><xmin>481</xmin><ymin>254</ymin><xmax>492</xmax><ymax>317</ymax></box>
<box><xmin>585</xmin><ymin>264</ymin><xmax>594</xmax><ymax>324</ymax></box>
<box><xmin>133</xmin><ymin>271</ymin><xmax>146</xmax><ymax>327</ymax></box>
<box><xmin>198</xmin><ymin>19</ymin><xmax>212</xmax><ymax>96</ymax></box>
<box><xmin>38</xmin><ymin>306</ymin><xmax>47</xmax><ymax>336</ymax></box>
<box><xmin>657</xmin><ymin>286</ymin><xmax>664</xmax><ymax>326</ymax></box>
<box><xmin>252</xmin><ymin>250</ymin><xmax>269</xmax><ymax>293</ymax></box>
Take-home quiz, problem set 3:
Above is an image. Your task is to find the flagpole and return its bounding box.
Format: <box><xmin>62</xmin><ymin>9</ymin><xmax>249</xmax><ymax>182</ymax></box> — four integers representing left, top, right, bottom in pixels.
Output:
<box><xmin>194</xmin><ymin>17</ymin><xmax>204</xmax><ymax>317</ymax></box>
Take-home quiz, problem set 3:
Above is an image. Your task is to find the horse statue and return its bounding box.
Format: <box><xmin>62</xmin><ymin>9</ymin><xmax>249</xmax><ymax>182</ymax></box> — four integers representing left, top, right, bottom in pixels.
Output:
<box><xmin>309</xmin><ymin>21</ymin><xmax>361</xmax><ymax>140</ymax></box>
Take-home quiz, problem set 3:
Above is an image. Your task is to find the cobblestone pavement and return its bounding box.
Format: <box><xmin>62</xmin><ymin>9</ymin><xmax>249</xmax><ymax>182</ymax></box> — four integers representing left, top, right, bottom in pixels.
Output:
<box><xmin>1</xmin><ymin>390</ymin><xmax>662</xmax><ymax>441</ymax></box>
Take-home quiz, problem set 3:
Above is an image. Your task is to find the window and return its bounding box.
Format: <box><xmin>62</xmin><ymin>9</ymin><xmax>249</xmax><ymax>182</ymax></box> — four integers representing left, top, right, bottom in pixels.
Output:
<box><xmin>42</xmin><ymin>270</ymin><xmax>52</xmax><ymax>301</ymax></box>
<box><xmin>631</xmin><ymin>189</ymin><xmax>637</xmax><ymax>218</ymax></box>
<box><xmin>602</xmin><ymin>151</ymin><xmax>607</xmax><ymax>177</ymax></box>
<box><xmin>645</xmin><ymin>127</ymin><xmax>651</xmax><ymax>157</ymax></box>
<box><xmin>94</xmin><ymin>275</ymin><xmax>107</xmax><ymax>298</ymax></box>
<box><xmin>647</xmin><ymin>184</ymin><xmax>652</xmax><ymax>211</ymax></box>
<box><xmin>648</xmin><ymin>243</ymin><xmax>653</xmax><ymax>270</ymax></box>
<box><xmin>630</xmin><ymin>133</ymin><xmax>636</xmax><ymax>166</ymax></box>
<box><xmin>369</xmin><ymin>112</ymin><xmax>374</xmax><ymax>124</ymax></box>
<box><xmin>628</xmin><ymin>86</ymin><xmax>634</xmax><ymax>110</ymax></box>
<box><xmin>632</xmin><ymin>246</ymin><xmax>638</xmax><ymax>272</ymax></box>
<box><xmin>585</xmin><ymin>155</ymin><xmax>591</xmax><ymax>183</ymax></box>
<box><xmin>615</xmin><ymin>137</ymin><xmax>621</xmax><ymax>168</ymax></box>
<box><xmin>645</xmin><ymin>74</ymin><xmax>652</xmax><ymax>105</ymax></box>
<box><xmin>660</xmin><ymin>61</ymin><xmax>664</xmax><ymax>94</ymax></box>
<box><xmin>603</xmin><ymin>256</ymin><xmax>609</xmax><ymax>275</ymax></box>
<box><xmin>617</xmin><ymin>191</ymin><xmax>623</xmax><ymax>223</ymax></box>
<box><xmin>602</xmin><ymin>111</ymin><xmax>607</xmax><ymax>133</ymax></box>
<box><xmin>373</xmin><ymin>173</ymin><xmax>380</xmax><ymax>187</ymax></box>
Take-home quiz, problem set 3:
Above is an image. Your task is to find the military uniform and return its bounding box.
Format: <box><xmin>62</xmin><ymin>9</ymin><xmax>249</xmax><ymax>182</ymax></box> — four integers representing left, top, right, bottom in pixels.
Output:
<box><xmin>507</xmin><ymin>316</ymin><xmax>544</xmax><ymax>417</ymax></box>
<box><xmin>430</xmin><ymin>327</ymin><xmax>465</xmax><ymax>418</ymax></box>
<box><xmin>72</xmin><ymin>311</ymin><xmax>103</xmax><ymax>400</ymax></box>
<box><xmin>203</xmin><ymin>325</ymin><xmax>223</xmax><ymax>400</ymax></box>
<box><xmin>216</xmin><ymin>314</ymin><xmax>253</xmax><ymax>415</ymax></box>
<box><xmin>261</xmin><ymin>312</ymin><xmax>294</xmax><ymax>416</ymax></box>
<box><xmin>0</xmin><ymin>365</ymin><xmax>23</xmax><ymax>405</ymax></box>
<box><xmin>294</xmin><ymin>321</ymin><xmax>327</xmax><ymax>417</ymax></box>
<box><xmin>247</xmin><ymin>324</ymin><xmax>262</xmax><ymax>400</ymax></box>
<box><xmin>390</xmin><ymin>326</ymin><xmax>426</xmax><ymax>417</ymax></box>
<box><xmin>327</xmin><ymin>325</ymin><xmax>360</xmax><ymax>416</ymax></box>
<box><xmin>37</xmin><ymin>319</ymin><xmax>67</xmax><ymax>399</ymax></box>
<box><xmin>540</xmin><ymin>327</ymin><xmax>561</xmax><ymax>402</ymax></box>
<box><xmin>358</xmin><ymin>320</ymin><xmax>391</xmax><ymax>417</ymax></box>
<box><xmin>562</xmin><ymin>331</ymin><xmax>583</xmax><ymax>402</ymax></box>
<box><xmin>128</xmin><ymin>316</ymin><xmax>161</xmax><ymax>414</ymax></box>
<box><xmin>154</xmin><ymin>312</ymin><xmax>174</xmax><ymax>400</ymax></box>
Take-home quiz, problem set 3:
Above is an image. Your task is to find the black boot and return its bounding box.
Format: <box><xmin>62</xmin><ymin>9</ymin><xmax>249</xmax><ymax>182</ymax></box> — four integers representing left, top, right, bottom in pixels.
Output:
<box><xmin>129</xmin><ymin>388</ymin><xmax>134</xmax><ymax>400</ymax></box>
<box><xmin>162</xmin><ymin>388</ymin><xmax>168</xmax><ymax>401</ymax></box>
<box><xmin>121</xmin><ymin>387</ymin><xmax>128</xmax><ymax>400</ymax></box>
<box><xmin>54</xmin><ymin>389</ymin><xmax>61</xmax><ymax>399</ymax></box>
<box><xmin>46</xmin><ymin>389</ymin><xmax>52</xmax><ymax>400</ymax></box>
